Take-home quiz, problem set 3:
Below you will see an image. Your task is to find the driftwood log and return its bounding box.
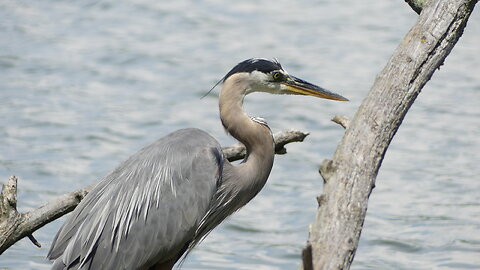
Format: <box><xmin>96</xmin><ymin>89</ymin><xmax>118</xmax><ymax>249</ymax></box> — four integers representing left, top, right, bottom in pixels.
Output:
<box><xmin>0</xmin><ymin>129</ymin><xmax>308</xmax><ymax>254</ymax></box>
<box><xmin>301</xmin><ymin>0</ymin><xmax>477</xmax><ymax>269</ymax></box>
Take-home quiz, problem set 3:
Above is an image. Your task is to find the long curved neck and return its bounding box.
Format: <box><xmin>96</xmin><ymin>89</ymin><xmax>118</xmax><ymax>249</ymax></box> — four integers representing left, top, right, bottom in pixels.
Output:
<box><xmin>219</xmin><ymin>73</ymin><xmax>275</xmax><ymax>207</ymax></box>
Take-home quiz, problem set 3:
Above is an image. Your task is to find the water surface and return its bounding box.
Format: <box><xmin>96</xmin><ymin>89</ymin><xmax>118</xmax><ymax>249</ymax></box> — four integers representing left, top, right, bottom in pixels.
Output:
<box><xmin>1</xmin><ymin>1</ymin><xmax>479</xmax><ymax>269</ymax></box>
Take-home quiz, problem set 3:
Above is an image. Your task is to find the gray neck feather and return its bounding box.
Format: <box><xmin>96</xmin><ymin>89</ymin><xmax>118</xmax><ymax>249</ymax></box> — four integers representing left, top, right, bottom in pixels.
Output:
<box><xmin>218</xmin><ymin>73</ymin><xmax>275</xmax><ymax>210</ymax></box>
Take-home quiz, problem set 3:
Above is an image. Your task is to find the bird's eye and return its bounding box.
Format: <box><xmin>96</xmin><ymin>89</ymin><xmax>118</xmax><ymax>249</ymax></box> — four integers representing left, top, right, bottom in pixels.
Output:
<box><xmin>272</xmin><ymin>72</ymin><xmax>283</xmax><ymax>81</ymax></box>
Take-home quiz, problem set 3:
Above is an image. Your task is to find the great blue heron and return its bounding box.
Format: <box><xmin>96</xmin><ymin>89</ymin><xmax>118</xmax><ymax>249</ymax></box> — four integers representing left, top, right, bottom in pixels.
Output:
<box><xmin>47</xmin><ymin>58</ymin><xmax>348</xmax><ymax>269</ymax></box>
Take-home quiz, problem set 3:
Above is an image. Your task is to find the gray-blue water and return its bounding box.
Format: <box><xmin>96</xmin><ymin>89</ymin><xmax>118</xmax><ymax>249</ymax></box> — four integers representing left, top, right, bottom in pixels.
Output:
<box><xmin>1</xmin><ymin>0</ymin><xmax>479</xmax><ymax>269</ymax></box>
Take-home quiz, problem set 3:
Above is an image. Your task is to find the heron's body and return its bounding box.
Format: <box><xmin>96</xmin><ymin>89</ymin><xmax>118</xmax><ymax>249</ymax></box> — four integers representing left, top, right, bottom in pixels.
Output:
<box><xmin>49</xmin><ymin>129</ymin><xmax>225</xmax><ymax>269</ymax></box>
<box><xmin>48</xmin><ymin>58</ymin><xmax>347</xmax><ymax>269</ymax></box>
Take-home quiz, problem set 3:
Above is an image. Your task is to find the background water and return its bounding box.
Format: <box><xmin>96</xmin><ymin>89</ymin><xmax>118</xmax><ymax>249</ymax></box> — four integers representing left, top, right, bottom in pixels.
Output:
<box><xmin>1</xmin><ymin>0</ymin><xmax>479</xmax><ymax>269</ymax></box>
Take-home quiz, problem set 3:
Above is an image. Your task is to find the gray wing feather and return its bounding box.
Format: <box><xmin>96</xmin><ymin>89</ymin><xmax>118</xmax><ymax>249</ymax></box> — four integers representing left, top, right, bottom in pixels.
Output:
<box><xmin>48</xmin><ymin>128</ymin><xmax>223</xmax><ymax>270</ymax></box>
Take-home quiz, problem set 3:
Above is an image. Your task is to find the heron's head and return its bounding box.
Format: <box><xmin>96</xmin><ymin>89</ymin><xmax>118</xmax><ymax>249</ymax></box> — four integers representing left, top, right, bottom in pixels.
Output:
<box><xmin>223</xmin><ymin>58</ymin><xmax>348</xmax><ymax>101</ymax></box>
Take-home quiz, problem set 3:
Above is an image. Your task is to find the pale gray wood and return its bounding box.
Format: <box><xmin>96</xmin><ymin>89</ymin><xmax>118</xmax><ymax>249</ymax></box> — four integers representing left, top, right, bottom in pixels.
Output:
<box><xmin>331</xmin><ymin>116</ymin><xmax>350</xmax><ymax>130</ymax></box>
<box><xmin>0</xmin><ymin>175</ymin><xmax>92</xmax><ymax>254</ymax></box>
<box><xmin>301</xmin><ymin>0</ymin><xmax>477</xmax><ymax>269</ymax></box>
<box><xmin>222</xmin><ymin>129</ymin><xmax>309</xmax><ymax>160</ymax></box>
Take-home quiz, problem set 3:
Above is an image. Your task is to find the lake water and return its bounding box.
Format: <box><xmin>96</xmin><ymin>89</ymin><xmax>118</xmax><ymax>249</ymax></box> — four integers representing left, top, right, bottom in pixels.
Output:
<box><xmin>1</xmin><ymin>0</ymin><xmax>479</xmax><ymax>269</ymax></box>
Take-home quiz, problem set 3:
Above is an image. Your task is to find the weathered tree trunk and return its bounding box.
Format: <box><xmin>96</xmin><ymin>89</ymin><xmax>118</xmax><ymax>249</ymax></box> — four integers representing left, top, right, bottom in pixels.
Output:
<box><xmin>301</xmin><ymin>0</ymin><xmax>477</xmax><ymax>269</ymax></box>
<box><xmin>0</xmin><ymin>129</ymin><xmax>308</xmax><ymax>254</ymax></box>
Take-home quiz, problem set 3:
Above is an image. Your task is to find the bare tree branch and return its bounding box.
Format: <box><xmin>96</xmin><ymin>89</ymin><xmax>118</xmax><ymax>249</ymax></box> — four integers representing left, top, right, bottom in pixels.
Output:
<box><xmin>0</xmin><ymin>175</ymin><xmax>93</xmax><ymax>254</ymax></box>
<box><xmin>331</xmin><ymin>115</ymin><xmax>350</xmax><ymax>129</ymax></box>
<box><xmin>301</xmin><ymin>0</ymin><xmax>477</xmax><ymax>269</ymax></box>
<box><xmin>222</xmin><ymin>129</ymin><xmax>309</xmax><ymax>161</ymax></box>
<box><xmin>0</xmin><ymin>128</ymin><xmax>309</xmax><ymax>254</ymax></box>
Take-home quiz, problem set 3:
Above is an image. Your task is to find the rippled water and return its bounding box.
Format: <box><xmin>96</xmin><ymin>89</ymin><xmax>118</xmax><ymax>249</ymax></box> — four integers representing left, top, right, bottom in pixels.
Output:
<box><xmin>1</xmin><ymin>1</ymin><xmax>479</xmax><ymax>269</ymax></box>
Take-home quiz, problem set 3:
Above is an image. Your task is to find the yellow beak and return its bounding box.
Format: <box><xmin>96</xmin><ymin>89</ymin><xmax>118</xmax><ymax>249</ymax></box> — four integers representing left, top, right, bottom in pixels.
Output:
<box><xmin>282</xmin><ymin>75</ymin><xmax>348</xmax><ymax>101</ymax></box>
